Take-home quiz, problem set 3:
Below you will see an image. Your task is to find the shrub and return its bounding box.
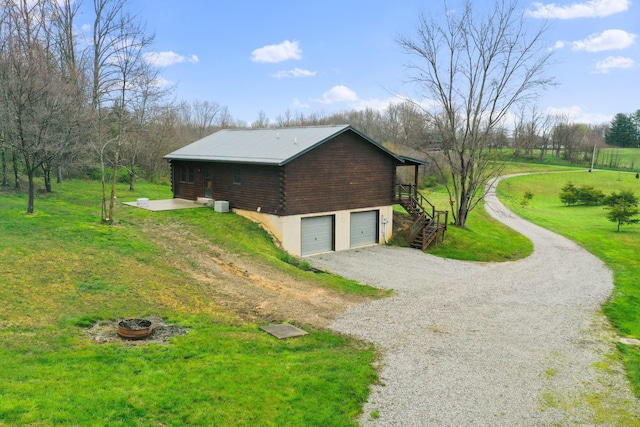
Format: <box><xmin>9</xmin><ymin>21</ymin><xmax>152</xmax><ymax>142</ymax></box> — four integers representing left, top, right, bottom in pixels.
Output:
<box><xmin>577</xmin><ymin>185</ymin><xmax>606</xmax><ymax>205</ymax></box>
<box><xmin>85</xmin><ymin>166</ymin><xmax>130</xmax><ymax>183</ymax></box>
<box><xmin>421</xmin><ymin>175</ymin><xmax>439</xmax><ymax>188</ymax></box>
<box><xmin>559</xmin><ymin>182</ymin><xmax>578</xmax><ymax>205</ymax></box>
<box><xmin>520</xmin><ymin>191</ymin><xmax>533</xmax><ymax>207</ymax></box>
<box><xmin>560</xmin><ymin>182</ymin><xmax>606</xmax><ymax>206</ymax></box>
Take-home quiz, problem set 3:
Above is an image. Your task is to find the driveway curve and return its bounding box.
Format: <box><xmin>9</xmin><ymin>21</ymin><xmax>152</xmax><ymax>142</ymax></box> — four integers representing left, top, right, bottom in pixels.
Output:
<box><xmin>310</xmin><ymin>175</ymin><xmax>639</xmax><ymax>426</ymax></box>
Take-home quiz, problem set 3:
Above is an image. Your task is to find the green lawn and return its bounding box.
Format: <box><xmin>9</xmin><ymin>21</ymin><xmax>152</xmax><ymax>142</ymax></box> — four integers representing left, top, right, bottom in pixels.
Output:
<box><xmin>596</xmin><ymin>147</ymin><xmax>640</xmax><ymax>170</ymax></box>
<box><xmin>403</xmin><ymin>195</ymin><xmax>534</xmax><ymax>262</ymax></box>
<box><xmin>0</xmin><ymin>180</ymin><xmax>380</xmax><ymax>426</ymax></box>
<box><xmin>497</xmin><ymin>170</ymin><xmax>640</xmax><ymax>397</ymax></box>
<box><xmin>502</xmin><ymin>147</ymin><xmax>640</xmax><ymax>171</ymax></box>
<box><xmin>3</xmin><ymin>166</ymin><xmax>638</xmax><ymax>424</ymax></box>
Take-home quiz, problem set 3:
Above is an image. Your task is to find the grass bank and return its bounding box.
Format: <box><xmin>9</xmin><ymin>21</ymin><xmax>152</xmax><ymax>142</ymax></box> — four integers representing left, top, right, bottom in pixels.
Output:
<box><xmin>0</xmin><ymin>180</ymin><xmax>382</xmax><ymax>426</ymax></box>
<box><xmin>497</xmin><ymin>170</ymin><xmax>640</xmax><ymax>397</ymax></box>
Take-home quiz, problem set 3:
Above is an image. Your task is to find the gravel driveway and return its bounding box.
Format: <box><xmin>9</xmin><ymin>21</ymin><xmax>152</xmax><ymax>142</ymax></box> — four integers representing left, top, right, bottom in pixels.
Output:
<box><xmin>310</xmin><ymin>176</ymin><xmax>639</xmax><ymax>426</ymax></box>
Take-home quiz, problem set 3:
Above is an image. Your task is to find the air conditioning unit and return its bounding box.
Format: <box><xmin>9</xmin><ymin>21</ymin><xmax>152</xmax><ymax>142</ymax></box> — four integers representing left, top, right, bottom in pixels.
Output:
<box><xmin>214</xmin><ymin>200</ymin><xmax>229</xmax><ymax>213</ymax></box>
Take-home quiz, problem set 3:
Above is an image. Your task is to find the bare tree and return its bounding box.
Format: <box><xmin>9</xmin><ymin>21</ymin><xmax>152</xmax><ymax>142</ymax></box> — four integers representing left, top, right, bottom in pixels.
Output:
<box><xmin>134</xmin><ymin>104</ymin><xmax>179</xmax><ymax>180</ymax></box>
<box><xmin>87</xmin><ymin>0</ymin><xmax>154</xmax><ymax>223</ymax></box>
<box><xmin>0</xmin><ymin>0</ymin><xmax>85</xmax><ymax>213</ymax></box>
<box><xmin>391</xmin><ymin>101</ymin><xmax>431</xmax><ymax>146</ymax></box>
<box><xmin>217</xmin><ymin>106</ymin><xmax>236</xmax><ymax>128</ymax></box>
<box><xmin>191</xmin><ymin>100</ymin><xmax>220</xmax><ymax>137</ymax></box>
<box><xmin>106</xmin><ymin>10</ymin><xmax>154</xmax><ymax>220</ymax></box>
<box><xmin>122</xmin><ymin>61</ymin><xmax>172</xmax><ymax>190</ymax></box>
<box><xmin>398</xmin><ymin>0</ymin><xmax>554</xmax><ymax>226</ymax></box>
<box><xmin>252</xmin><ymin>110</ymin><xmax>269</xmax><ymax>128</ymax></box>
<box><xmin>275</xmin><ymin>109</ymin><xmax>294</xmax><ymax>128</ymax></box>
<box><xmin>537</xmin><ymin>112</ymin><xmax>555</xmax><ymax>161</ymax></box>
<box><xmin>513</xmin><ymin>106</ymin><xmax>545</xmax><ymax>158</ymax></box>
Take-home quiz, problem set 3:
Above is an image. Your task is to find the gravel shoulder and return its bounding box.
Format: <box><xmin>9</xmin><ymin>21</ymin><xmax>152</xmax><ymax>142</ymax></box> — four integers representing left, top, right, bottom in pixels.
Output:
<box><xmin>310</xmin><ymin>176</ymin><xmax>640</xmax><ymax>426</ymax></box>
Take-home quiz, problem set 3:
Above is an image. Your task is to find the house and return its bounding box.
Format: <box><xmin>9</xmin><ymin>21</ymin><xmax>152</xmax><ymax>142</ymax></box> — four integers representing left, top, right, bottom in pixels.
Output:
<box><xmin>164</xmin><ymin>125</ymin><xmax>445</xmax><ymax>256</ymax></box>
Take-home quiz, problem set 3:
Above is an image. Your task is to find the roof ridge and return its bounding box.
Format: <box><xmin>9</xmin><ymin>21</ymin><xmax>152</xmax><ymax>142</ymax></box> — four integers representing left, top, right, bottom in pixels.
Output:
<box><xmin>221</xmin><ymin>124</ymin><xmax>349</xmax><ymax>132</ymax></box>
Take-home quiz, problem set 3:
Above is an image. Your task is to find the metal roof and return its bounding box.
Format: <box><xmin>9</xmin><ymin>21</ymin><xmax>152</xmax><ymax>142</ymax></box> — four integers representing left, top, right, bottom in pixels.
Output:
<box><xmin>164</xmin><ymin>125</ymin><xmax>422</xmax><ymax>166</ymax></box>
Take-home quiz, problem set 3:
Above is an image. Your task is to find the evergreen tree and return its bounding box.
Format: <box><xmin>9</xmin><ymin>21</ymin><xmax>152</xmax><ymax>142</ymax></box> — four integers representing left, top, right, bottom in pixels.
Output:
<box><xmin>604</xmin><ymin>190</ymin><xmax>639</xmax><ymax>232</ymax></box>
<box><xmin>605</xmin><ymin>113</ymin><xmax>637</xmax><ymax>147</ymax></box>
<box><xmin>631</xmin><ymin>110</ymin><xmax>640</xmax><ymax>147</ymax></box>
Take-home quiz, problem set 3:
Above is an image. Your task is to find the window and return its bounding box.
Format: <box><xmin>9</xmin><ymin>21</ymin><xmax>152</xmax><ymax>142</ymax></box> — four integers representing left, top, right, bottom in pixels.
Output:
<box><xmin>179</xmin><ymin>165</ymin><xmax>194</xmax><ymax>183</ymax></box>
<box><xmin>233</xmin><ymin>169</ymin><xmax>241</xmax><ymax>185</ymax></box>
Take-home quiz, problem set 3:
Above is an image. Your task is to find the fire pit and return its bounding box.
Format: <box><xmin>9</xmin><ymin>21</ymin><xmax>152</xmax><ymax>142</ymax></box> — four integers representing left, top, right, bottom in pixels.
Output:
<box><xmin>117</xmin><ymin>319</ymin><xmax>153</xmax><ymax>339</ymax></box>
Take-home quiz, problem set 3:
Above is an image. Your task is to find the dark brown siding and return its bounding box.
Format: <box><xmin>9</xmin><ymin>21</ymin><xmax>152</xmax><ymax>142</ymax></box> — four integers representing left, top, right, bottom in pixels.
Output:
<box><xmin>282</xmin><ymin>133</ymin><xmax>395</xmax><ymax>215</ymax></box>
<box><xmin>170</xmin><ymin>130</ymin><xmax>397</xmax><ymax>215</ymax></box>
<box><xmin>212</xmin><ymin>164</ymin><xmax>281</xmax><ymax>213</ymax></box>
<box><xmin>171</xmin><ymin>161</ymin><xmax>205</xmax><ymax>200</ymax></box>
<box><xmin>171</xmin><ymin>161</ymin><xmax>281</xmax><ymax>212</ymax></box>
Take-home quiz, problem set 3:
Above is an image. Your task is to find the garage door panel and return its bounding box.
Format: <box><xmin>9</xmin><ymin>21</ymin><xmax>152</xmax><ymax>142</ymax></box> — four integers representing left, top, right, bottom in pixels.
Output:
<box><xmin>350</xmin><ymin>210</ymin><xmax>378</xmax><ymax>248</ymax></box>
<box><xmin>301</xmin><ymin>215</ymin><xmax>334</xmax><ymax>256</ymax></box>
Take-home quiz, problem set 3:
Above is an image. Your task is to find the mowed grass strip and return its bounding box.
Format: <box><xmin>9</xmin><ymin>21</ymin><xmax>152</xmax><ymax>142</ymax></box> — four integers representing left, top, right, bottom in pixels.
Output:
<box><xmin>497</xmin><ymin>170</ymin><xmax>640</xmax><ymax>397</ymax></box>
<box><xmin>0</xmin><ymin>180</ymin><xmax>378</xmax><ymax>426</ymax></box>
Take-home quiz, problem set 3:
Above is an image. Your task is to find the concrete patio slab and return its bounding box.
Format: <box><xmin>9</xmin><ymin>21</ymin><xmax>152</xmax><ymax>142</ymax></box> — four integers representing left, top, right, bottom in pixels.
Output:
<box><xmin>122</xmin><ymin>198</ymin><xmax>210</xmax><ymax>212</ymax></box>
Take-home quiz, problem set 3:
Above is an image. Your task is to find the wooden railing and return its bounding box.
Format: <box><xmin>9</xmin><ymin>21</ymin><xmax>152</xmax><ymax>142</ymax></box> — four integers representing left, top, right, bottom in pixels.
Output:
<box><xmin>395</xmin><ymin>184</ymin><xmax>448</xmax><ymax>250</ymax></box>
<box><xmin>395</xmin><ymin>184</ymin><xmax>435</xmax><ymax>219</ymax></box>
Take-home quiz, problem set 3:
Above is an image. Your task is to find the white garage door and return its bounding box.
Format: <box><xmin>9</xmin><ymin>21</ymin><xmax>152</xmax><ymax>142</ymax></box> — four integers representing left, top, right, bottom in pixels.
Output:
<box><xmin>301</xmin><ymin>215</ymin><xmax>334</xmax><ymax>256</ymax></box>
<box><xmin>350</xmin><ymin>210</ymin><xmax>379</xmax><ymax>248</ymax></box>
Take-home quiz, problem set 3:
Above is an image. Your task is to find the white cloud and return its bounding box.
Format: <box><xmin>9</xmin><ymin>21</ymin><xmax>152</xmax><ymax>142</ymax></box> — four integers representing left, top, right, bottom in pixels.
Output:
<box><xmin>545</xmin><ymin>106</ymin><xmax>612</xmax><ymax>124</ymax></box>
<box><xmin>593</xmin><ymin>55</ymin><xmax>635</xmax><ymax>73</ymax></box>
<box><xmin>526</xmin><ymin>0</ymin><xmax>630</xmax><ymax>19</ymax></box>
<box><xmin>571</xmin><ymin>29</ymin><xmax>636</xmax><ymax>52</ymax></box>
<box><xmin>271</xmin><ymin>68</ymin><xmax>317</xmax><ymax>79</ymax></box>
<box><xmin>144</xmin><ymin>51</ymin><xmax>199</xmax><ymax>67</ymax></box>
<box><xmin>291</xmin><ymin>98</ymin><xmax>310</xmax><ymax>109</ymax></box>
<box><xmin>251</xmin><ymin>40</ymin><xmax>301</xmax><ymax>63</ymax></box>
<box><xmin>153</xmin><ymin>76</ymin><xmax>173</xmax><ymax>88</ymax></box>
<box><xmin>312</xmin><ymin>85</ymin><xmax>359</xmax><ymax>104</ymax></box>
<box><xmin>352</xmin><ymin>96</ymin><xmax>408</xmax><ymax>112</ymax></box>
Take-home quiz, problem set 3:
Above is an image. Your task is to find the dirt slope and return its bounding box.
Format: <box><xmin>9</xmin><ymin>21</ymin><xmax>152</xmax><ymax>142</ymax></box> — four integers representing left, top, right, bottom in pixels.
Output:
<box><xmin>142</xmin><ymin>220</ymin><xmax>373</xmax><ymax>328</ymax></box>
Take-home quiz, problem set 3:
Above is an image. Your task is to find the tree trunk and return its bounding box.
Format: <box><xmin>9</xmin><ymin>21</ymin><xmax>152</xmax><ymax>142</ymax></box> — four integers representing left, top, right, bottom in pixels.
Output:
<box><xmin>27</xmin><ymin>170</ymin><xmax>35</xmax><ymax>214</ymax></box>
<box><xmin>456</xmin><ymin>191</ymin><xmax>471</xmax><ymax>227</ymax></box>
<box><xmin>12</xmin><ymin>152</ymin><xmax>20</xmax><ymax>189</ymax></box>
<box><xmin>43</xmin><ymin>164</ymin><xmax>52</xmax><ymax>193</ymax></box>
<box><xmin>1</xmin><ymin>148</ymin><xmax>8</xmax><ymax>187</ymax></box>
<box><xmin>107</xmin><ymin>145</ymin><xmax>120</xmax><ymax>223</ymax></box>
<box><xmin>129</xmin><ymin>169</ymin><xmax>135</xmax><ymax>191</ymax></box>
<box><xmin>99</xmin><ymin>145</ymin><xmax>108</xmax><ymax>223</ymax></box>
<box><xmin>56</xmin><ymin>165</ymin><xmax>63</xmax><ymax>184</ymax></box>
<box><xmin>539</xmin><ymin>143</ymin><xmax>547</xmax><ymax>161</ymax></box>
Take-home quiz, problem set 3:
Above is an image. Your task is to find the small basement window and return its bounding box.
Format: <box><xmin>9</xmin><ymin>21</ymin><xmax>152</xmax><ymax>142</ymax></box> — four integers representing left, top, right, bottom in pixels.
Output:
<box><xmin>233</xmin><ymin>169</ymin><xmax>241</xmax><ymax>185</ymax></box>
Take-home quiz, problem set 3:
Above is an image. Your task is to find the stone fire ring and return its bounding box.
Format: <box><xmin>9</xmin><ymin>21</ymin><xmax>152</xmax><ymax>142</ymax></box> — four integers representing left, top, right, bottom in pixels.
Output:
<box><xmin>117</xmin><ymin>319</ymin><xmax>153</xmax><ymax>339</ymax></box>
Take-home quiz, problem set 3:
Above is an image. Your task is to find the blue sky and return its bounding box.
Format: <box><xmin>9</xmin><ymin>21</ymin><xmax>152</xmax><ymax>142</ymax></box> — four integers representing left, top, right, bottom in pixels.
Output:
<box><xmin>81</xmin><ymin>0</ymin><xmax>639</xmax><ymax>126</ymax></box>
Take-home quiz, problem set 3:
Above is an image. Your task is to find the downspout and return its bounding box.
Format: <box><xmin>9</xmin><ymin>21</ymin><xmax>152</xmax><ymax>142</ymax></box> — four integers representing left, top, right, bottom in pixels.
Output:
<box><xmin>382</xmin><ymin>215</ymin><xmax>389</xmax><ymax>244</ymax></box>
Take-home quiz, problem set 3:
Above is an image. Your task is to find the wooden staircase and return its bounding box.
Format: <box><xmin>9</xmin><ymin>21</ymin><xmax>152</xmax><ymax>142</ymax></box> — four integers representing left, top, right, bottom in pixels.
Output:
<box><xmin>395</xmin><ymin>184</ymin><xmax>448</xmax><ymax>251</ymax></box>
